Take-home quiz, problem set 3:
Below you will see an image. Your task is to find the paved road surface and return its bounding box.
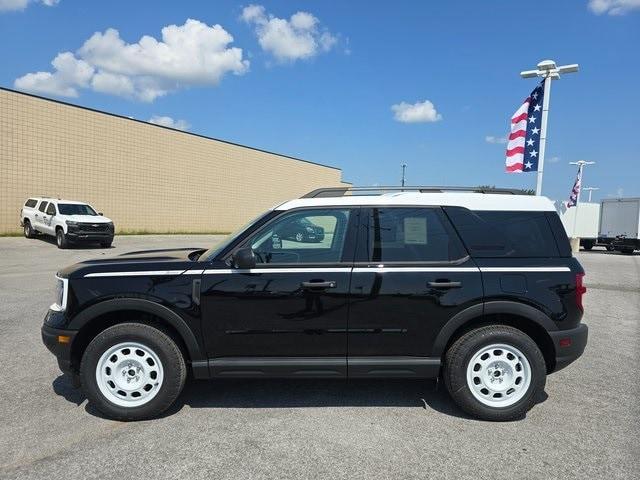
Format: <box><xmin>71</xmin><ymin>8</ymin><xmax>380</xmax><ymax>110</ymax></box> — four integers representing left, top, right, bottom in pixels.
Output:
<box><xmin>0</xmin><ymin>236</ymin><xmax>638</xmax><ymax>479</ymax></box>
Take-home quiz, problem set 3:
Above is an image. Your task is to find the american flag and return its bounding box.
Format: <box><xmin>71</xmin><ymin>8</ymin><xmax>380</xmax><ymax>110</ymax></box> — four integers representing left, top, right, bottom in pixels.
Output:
<box><xmin>567</xmin><ymin>165</ymin><xmax>582</xmax><ymax>208</ymax></box>
<box><xmin>505</xmin><ymin>82</ymin><xmax>544</xmax><ymax>173</ymax></box>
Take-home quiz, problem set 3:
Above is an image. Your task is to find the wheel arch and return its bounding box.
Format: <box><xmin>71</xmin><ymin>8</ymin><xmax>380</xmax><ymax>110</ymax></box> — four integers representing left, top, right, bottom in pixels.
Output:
<box><xmin>68</xmin><ymin>298</ymin><xmax>205</xmax><ymax>374</ymax></box>
<box><xmin>433</xmin><ymin>301</ymin><xmax>557</xmax><ymax>373</ymax></box>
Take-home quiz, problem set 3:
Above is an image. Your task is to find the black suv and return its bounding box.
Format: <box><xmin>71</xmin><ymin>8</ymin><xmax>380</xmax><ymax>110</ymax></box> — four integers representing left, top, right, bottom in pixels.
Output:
<box><xmin>42</xmin><ymin>187</ymin><xmax>588</xmax><ymax>421</ymax></box>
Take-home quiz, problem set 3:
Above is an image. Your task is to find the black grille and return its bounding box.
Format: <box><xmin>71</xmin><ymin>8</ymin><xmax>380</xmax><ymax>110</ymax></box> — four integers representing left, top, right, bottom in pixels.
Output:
<box><xmin>77</xmin><ymin>223</ymin><xmax>109</xmax><ymax>232</ymax></box>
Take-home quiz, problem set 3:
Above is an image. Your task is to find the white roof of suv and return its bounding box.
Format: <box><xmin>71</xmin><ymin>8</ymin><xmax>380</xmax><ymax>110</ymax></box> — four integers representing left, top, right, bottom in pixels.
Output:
<box><xmin>28</xmin><ymin>197</ymin><xmax>92</xmax><ymax>205</ymax></box>
<box><xmin>277</xmin><ymin>192</ymin><xmax>556</xmax><ymax>212</ymax></box>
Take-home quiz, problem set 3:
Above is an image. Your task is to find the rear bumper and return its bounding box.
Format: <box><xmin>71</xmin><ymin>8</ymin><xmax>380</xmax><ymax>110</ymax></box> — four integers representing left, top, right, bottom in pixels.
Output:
<box><xmin>549</xmin><ymin>323</ymin><xmax>588</xmax><ymax>372</ymax></box>
<box><xmin>42</xmin><ymin>321</ymin><xmax>77</xmax><ymax>375</ymax></box>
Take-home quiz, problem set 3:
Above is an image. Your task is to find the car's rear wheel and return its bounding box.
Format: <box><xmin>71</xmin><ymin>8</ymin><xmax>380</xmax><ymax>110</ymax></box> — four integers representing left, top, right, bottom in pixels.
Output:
<box><xmin>23</xmin><ymin>220</ymin><xmax>36</xmax><ymax>238</ymax></box>
<box><xmin>56</xmin><ymin>229</ymin><xmax>68</xmax><ymax>249</ymax></box>
<box><xmin>80</xmin><ymin>323</ymin><xmax>186</xmax><ymax>421</ymax></box>
<box><xmin>443</xmin><ymin>325</ymin><xmax>546</xmax><ymax>421</ymax></box>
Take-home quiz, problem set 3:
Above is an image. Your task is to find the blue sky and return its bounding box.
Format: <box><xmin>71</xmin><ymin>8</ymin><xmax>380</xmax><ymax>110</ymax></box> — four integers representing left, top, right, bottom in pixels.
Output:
<box><xmin>1</xmin><ymin>0</ymin><xmax>639</xmax><ymax>202</ymax></box>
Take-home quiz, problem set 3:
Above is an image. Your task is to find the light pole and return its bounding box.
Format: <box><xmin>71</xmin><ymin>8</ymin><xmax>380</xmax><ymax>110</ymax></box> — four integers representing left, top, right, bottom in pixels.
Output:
<box><xmin>568</xmin><ymin>160</ymin><xmax>595</xmax><ymax>246</ymax></box>
<box><xmin>583</xmin><ymin>187</ymin><xmax>599</xmax><ymax>202</ymax></box>
<box><xmin>520</xmin><ymin>60</ymin><xmax>579</xmax><ymax>196</ymax></box>
<box><xmin>401</xmin><ymin>163</ymin><xmax>407</xmax><ymax>188</ymax></box>
<box><xmin>569</xmin><ymin>160</ymin><xmax>595</xmax><ymax>205</ymax></box>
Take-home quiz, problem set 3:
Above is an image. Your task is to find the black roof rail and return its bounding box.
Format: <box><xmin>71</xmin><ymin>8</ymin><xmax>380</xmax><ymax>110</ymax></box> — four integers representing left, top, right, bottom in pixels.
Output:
<box><xmin>301</xmin><ymin>186</ymin><xmax>527</xmax><ymax>198</ymax></box>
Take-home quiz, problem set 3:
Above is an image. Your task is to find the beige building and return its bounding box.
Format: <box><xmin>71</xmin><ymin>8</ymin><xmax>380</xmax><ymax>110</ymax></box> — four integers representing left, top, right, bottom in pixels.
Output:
<box><xmin>0</xmin><ymin>87</ymin><xmax>348</xmax><ymax>235</ymax></box>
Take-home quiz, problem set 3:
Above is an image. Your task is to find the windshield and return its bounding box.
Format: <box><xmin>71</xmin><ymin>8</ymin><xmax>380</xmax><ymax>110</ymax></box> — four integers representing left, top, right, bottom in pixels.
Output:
<box><xmin>58</xmin><ymin>203</ymin><xmax>98</xmax><ymax>216</ymax></box>
<box><xmin>199</xmin><ymin>211</ymin><xmax>275</xmax><ymax>262</ymax></box>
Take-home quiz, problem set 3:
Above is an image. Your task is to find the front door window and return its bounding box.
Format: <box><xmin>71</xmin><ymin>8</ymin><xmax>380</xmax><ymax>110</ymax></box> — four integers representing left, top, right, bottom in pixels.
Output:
<box><xmin>248</xmin><ymin>209</ymin><xmax>351</xmax><ymax>265</ymax></box>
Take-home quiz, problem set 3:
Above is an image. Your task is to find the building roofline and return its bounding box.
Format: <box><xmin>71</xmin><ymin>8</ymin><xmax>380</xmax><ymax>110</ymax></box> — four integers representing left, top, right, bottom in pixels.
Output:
<box><xmin>0</xmin><ymin>86</ymin><xmax>342</xmax><ymax>172</ymax></box>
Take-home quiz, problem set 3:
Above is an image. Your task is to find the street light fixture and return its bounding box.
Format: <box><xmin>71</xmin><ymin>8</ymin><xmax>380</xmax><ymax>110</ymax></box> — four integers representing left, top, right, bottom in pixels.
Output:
<box><xmin>583</xmin><ymin>187</ymin><xmax>599</xmax><ymax>203</ymax></box>
<box><xmin>520</xmin><ymin>60</ymin><xmax>579</xmax><ymax>196</ymax></box>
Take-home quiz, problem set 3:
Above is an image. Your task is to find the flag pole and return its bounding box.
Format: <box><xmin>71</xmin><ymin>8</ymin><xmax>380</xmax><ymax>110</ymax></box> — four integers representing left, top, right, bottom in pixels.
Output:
<box><xmin>519</xmin><ymin>60</ymin><xmax>579</xmax><ymax>196</ymax></box>
<box><xmin>536</xmin><ymin>74</ymin><xmax>552</xmax><ymax>196</ymax></box>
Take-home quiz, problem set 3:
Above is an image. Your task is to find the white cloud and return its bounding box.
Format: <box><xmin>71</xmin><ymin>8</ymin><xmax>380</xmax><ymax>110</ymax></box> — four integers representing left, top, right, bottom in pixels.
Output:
<box><xmin>548</xmin><ymin>156</ymin><xmax>561</xmax><ymax>163</ymax></box>
<box><xmin>391</xmin><ymin>100</ymin><xmax>442</xmax><ymax>123</ymax></box>
<box><xmin>148</xmin><ymin>115</ymin><xmax>190</xmax><ymax>131</ymax></box>
<box><xmin>14</xmin><ymin>52</ymin><xmax>94</xmax><ymax>97</ymax></box>
<box><xmin>588</xmin><ymin>0</ymin><xmax>640</xmax><ymax>15</ymax></box>
<box><xmin>485</xmin><ymin>135</ymin><xmax>507</xmax><ymax>144</ymax></box>
<box><xmin>240</xmin><ymin>4</ymin><xmax>338</xmax><ymax>62</ymax></box>
<box><xmin>0</xmin><ymin>0</ymin><xmax>58</xmax><ymax>12</ymax></box>
<box><xmin>14</xmin><ymin>19</ymin><xmax>249</xmax><ymax>102</ymax></box>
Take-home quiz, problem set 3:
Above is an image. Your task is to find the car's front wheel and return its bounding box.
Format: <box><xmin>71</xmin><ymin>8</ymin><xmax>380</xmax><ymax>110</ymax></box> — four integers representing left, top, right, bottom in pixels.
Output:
<box><xmin>443</xmin><ymin>325</ymin><xmax>546</xmax><ymax>421</ymax></box>
<box><xmin>80</xmin><ymin>323</ymin><xmax>186</xmax><ymax>421</ymax></box>
<box><xmin>56</xmin><ymin>229</ymin><xmax>69</xmax><ymax>249</ymax></box>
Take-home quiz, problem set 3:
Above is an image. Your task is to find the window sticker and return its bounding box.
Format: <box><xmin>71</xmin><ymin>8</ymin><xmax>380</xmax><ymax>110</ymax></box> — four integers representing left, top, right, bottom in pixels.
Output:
<box><xmin>404</xmin><ymin>217</ymin><xmax>427</xmax><ymax>244</ymax></box>
<box><xmin>271</xmin><ymin>234</ymin><xmax>282</xmax><ymax>249</ymax></box>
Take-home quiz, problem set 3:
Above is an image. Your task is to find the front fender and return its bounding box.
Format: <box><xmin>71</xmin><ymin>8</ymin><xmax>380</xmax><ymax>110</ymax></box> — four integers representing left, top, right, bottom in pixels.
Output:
<box><xmin>68</xmin><ymin>298</ymin><xmax>205</xmax><ymax>363</ymax></box>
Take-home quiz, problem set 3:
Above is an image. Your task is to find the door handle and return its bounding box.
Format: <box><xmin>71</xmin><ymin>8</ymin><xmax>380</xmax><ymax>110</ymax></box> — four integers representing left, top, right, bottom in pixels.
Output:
<box><xmin>301</xmin><ymin>281</ymin><xmax>336</xmax><ymax>290</ymax></box>
<box><xmin>428</xmin><ymin>281</ymin><xmax>462</xmax><ymax>288</ymax></box>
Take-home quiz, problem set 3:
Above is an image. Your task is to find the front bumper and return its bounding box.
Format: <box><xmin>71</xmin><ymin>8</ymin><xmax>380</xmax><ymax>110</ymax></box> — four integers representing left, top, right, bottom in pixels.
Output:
<box><xmin>42</xmin><ymin>314</ymin><xmax>77</xmax><ymax>375</ymax></box>
<box><xmin>549</xmin><ymin>323</ymin><xmax>588</xmax><ymax>372</ymax></box>
<box><xmin>66</xmin><ymin>232</ymin><xmax>113</xmax><ymax>243</ymax></box>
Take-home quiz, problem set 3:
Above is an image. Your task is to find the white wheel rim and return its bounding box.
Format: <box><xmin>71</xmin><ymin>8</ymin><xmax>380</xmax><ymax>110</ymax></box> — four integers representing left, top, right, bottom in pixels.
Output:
<box><xmin>96</xmin><ymin>342</ymin><xmax>164</xmax><ymax>407</ymax></box>
<box><xmin>466</xmin><ymin>343</ymin><xmax>531</xmax><ymax>408</ymax></box>
<box><xmin>295</xmin><ymin>232</ymin><xmax>303</xmax><ymax>241</ymax></box>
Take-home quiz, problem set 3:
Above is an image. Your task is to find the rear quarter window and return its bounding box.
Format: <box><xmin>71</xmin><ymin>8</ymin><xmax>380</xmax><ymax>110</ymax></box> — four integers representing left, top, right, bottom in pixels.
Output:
<box><xmin>444</xmin><ymin>207</ymin><xmax>561</xmax><ymax>258</ymax></box>
<box><xmin>24</xmin><ymin>199</ymin><xmax>38</xmax><ymax>208</ymax></box>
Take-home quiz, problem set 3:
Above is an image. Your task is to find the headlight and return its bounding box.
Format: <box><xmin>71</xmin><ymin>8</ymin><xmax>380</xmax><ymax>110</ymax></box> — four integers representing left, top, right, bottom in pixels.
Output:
<box><xmin>66</xmin><ymin>221</ymin><xmax>78</xmax><ymax>226</ymax></box>
<box><xmin>52</xmin><ymin>275</ymin><xmax>68</xmax><ymax>312</ymax></box>
<box><xmin>305</xmin><ymin>226</ymin><xmax>314</xmax><ymax>233</ymax></box>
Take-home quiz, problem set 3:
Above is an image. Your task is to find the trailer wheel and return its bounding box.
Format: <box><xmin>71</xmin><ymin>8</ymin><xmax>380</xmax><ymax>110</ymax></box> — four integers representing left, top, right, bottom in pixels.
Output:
<box><xmin>582</xmin><ymin>240</ymin><xmax>594</xmax><ymax>251</ymax></box>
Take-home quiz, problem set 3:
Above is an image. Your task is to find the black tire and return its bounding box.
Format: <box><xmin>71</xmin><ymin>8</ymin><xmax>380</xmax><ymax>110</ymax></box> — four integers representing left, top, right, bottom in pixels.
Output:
<box><xmin>606</xmin><ymin>244</ymin><xmax>615</xmax><ymax>251</ymax></box>
<box><xmin>56</xmin><ymin>228</ymin><xmax>68</xmax><ymax>249</ymax></box>
<box><xmin>582</xmin><ymin>240</ymin><xmax>594</xmax><ymax>251</ymax></box>
<box><xmin>443</xmin><ymin>325</ymin><xmax>546</xmax><ymax>421</ymax></box>
<box><xmin>100</xmin><ymin>241</ymin><xmax>113</xmax><ymax>248</ymax></box>
<box><xmin>80</xmin><ymin>323</ymin><xmax>187</xmax><ymax>421</ymax></box>
<box><xmin>23</xmin><ymin>220</ymin><xmax>36</xmax><ymax>238</ymax></box>
<box><xmin>620</xmin><ymin>248</ymin><xmax>635</xmax><ymax>255</ymax></box>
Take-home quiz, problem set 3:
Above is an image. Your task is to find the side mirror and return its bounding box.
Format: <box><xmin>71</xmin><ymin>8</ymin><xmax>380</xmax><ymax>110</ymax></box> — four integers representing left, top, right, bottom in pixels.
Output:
<box><xmin>232</xmin><ymin>247</ymin><xmax>256</xmax><ymax>269</ymax></box>
<box><xmin>98</xmin><ymin>212</ymin><xmax>103</xmax><ymax>216</ymax></box>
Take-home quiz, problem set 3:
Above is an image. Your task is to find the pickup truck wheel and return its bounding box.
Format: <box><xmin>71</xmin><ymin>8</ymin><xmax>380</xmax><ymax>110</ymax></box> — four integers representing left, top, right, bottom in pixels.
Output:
<box><xmin>606</xmin><ymin>244</ymin><xmax>615</xmax><ymax>251</ymax></box>
<box><xmin>23</xmin><ymin>220</ymin><xmax>36</xmax><ymax>238</ymax></box>
<box><xmin>56</xmin><ymin>229</ymin><xmax>69</xmax><ymax>249</ymax></box>
<box><xmin>443</xmin><ymin>325</ymin><xmax>546</xmax><ymax>421</ymax></box>
<box><xmin>80</xmin><ymin>323</ymin><xmax>186</xmax><ymax>421</ymax></box>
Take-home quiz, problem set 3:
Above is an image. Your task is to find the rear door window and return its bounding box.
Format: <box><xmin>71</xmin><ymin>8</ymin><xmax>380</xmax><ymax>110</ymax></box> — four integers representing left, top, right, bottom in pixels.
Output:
<box><xmin>358</xmin><ymin>207</ymin><xmax>466</xmax><ymax>263</ymax></box>
<box><xmin>444</xmin><ymin>207</ymin><xmax>560</xmax><ymax>258</ymax></box>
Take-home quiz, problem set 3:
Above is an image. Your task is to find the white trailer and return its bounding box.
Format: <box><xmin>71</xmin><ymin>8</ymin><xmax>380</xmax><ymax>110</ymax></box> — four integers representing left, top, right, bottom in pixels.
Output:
<box><xmin>599</xmin><ymin>198</ymin><xmax>640</xmax><ymax>254</ymax></box>
<box><xmin>554</xmin><ymin>200</ymin><xmax>601</xmax><ymax>250</ymax></box>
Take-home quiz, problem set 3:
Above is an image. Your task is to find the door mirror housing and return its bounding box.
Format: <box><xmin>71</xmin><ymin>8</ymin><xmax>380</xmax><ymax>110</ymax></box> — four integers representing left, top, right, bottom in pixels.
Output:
<box><xmin>98</xmin><ymin>212</ymin><xmax>103</xmax><ymax>216</ymax></box>
<box><xmin>233</xmin><ymin>247</ymin><xmax>256</xmax><ymax>269</ymax></box>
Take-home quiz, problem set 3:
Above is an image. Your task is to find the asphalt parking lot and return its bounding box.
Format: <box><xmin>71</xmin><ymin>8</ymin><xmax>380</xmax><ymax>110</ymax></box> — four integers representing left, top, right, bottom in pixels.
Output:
<box><xmin>0</xmin><ymin>235</ymin><xmax>638</xmax><ymax>479</ymax></box>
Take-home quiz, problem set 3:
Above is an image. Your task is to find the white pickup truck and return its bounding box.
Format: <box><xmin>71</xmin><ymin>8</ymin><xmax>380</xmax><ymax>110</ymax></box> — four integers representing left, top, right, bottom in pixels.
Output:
<box><xmin>20</xmin><ymin>197</ymin><xmax>114</xmax><ymax>249</ymax></box>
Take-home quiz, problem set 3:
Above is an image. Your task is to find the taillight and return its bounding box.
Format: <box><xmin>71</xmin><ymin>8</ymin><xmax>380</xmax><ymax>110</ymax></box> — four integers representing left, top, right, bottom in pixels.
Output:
<box><xmin>575</xmin><ymin>273</ymin><xmax>586</xmax><ymax>311</ymax></box>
